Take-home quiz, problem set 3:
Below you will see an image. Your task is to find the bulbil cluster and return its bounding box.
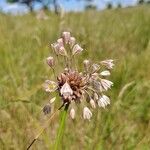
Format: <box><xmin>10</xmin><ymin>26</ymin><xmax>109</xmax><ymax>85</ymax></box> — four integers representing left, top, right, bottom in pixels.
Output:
<box><xmin>43</xmin><ymin>32</ymin><xmax>114</xmax><ymax>120</ymax></box>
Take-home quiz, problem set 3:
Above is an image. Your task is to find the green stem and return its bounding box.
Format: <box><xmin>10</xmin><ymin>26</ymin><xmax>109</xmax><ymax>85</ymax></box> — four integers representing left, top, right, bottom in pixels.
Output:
<box><xmin>54</xmin><ymin>104</ymin><xmax>68</xmax><ymax>150</ymax></box>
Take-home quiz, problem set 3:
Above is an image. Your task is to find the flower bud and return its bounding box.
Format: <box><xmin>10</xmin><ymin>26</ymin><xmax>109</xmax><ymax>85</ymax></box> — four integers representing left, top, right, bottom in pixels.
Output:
<box><xmin>49</xmin><ymin>97</ymin><xmax>56</xmax><ymax>104</ymax></box>
<box><xmin>70</xmin><ymin>108</ymin><xmax>75</xmax><ymax>119</ymax></box>
<box><xmin>90</xmin><ymin>99</ymin><xmax>96</xmax><ymax>109</ymax></box>
<box><xmin>83</xmin><ymin>59</ymin><xmax>90</xmax><ymax>70</ymax></box>
<box><xmin>100</xmin><ymin>70</ymin><xmax>110</xmax><ymax>76</ymax></box>
<box><xmin>62</xmin><ymin>31</ymin><xmax>71</xmax><ymax>44</ymax></box>
<box><xmin>64</xmin><ymin>68</ymin><xmax>69</xmax><ymax>73</ymax></box>
<box><xmin>83</xmin><ymin>107</ymin><xmax>92</xmax><ymax>120</ymax></box>
<box><xmin>46</xmin><ymin>56</ymin><xmax>54</xmax><ymax>67</ymax></box>
<box><xmin>94</xmin><ymin>93</ymin><xmax>99</xmax><ymax>100</ymax></box>
<box><xmin>72</xmin><ymin>44</ymin><xmax>83</xmax><ymax>55</ymax></box>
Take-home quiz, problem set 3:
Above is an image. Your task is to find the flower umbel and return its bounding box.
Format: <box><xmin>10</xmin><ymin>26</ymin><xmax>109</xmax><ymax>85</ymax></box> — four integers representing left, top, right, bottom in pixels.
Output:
<box><xmin>27</xmin><ymin>32</ymin><xmax>115</xmax><ymax>150</ymax></box>
<box><xmin>44</xmin><ymin>31</ymin><xmax>114</xmax><ymax>120</ymax></box>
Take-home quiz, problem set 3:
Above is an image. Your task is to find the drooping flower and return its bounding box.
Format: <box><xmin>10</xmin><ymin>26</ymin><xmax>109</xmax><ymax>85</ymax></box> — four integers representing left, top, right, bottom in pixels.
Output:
<box><xmin>83</xmin><ymin>107</ymin><xmax>92</xmax><ymax>120</ymax></box>
<box><xmin>98</xmin><ymin>95</ymin><xmax>110</xmax><ymax>108</ymax></box>
<box><xmin>90</xmin><ymin>99</ymin><xmax>96</xmax><ymax>109</ymax></box>
<box><xmin>70</xmin><ymin>108</ymin><xmax>75</xmax><ymax>119</ymax></box>
<box><xmin>100</xmin><ymin>79</ymin><xmax>113</xmax><ymax>91</ymax></box>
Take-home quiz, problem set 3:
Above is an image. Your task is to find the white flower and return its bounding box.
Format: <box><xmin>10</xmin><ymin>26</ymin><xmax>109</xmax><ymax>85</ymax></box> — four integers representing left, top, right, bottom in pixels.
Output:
<box><xmin>90</xmin><ymin>99</ymin><xmax>96</xmax><ymax>109</ymax></box>
<box><xmin>72</xmin><ymin>44</ymin><xmax>83</xmax><ymax>55</ymax></box>
<box><xmin>101</xmin><ymin>59</ymin><xmax>114</xmax><ymax>69</ymax></box>
<box><xmin>100</xmin><ymin>70</ymin><xmax>110</xmax><ymax>76</ymax></box>
<box><xmin>43</xmin><ymin>80</ymin><xmax>57</xmax><ymax>92</ymax></box>
<box><xmin>62</xmin><ymin>31</ymin><xmax>71</xmax><ymax>44</ymax></box>
<box><xmin>46</xmin><ymin>56</ymin><xmax>54</xmax><ymax>67</ymax></box>
<box><xmin>60</xmin><ymin>82</ymin><xmax>73</xmax><ymax>99</ymax></box>
<box><xmin>69</xmin><ymin>37</ymin><xmax>76</xmax><ymax>48</ymax></box>
<box><xmin>100</xmin><ymin>79</ymin><xmax>113</xmax><ymax>91</ymax></box>
<box><xmin>83</xmin><ymin>107</ymin><xmax>92</xmax><ymax>120</ymax></box>
<box><xmin>98</xmin><ymin>95</ymin><xmax>110</xmax><ymax>108</ymax></box>
<box><xmin>70</xmin><ymin>108</ymin><xmax>75</xmax><ymax>119</ymax></box>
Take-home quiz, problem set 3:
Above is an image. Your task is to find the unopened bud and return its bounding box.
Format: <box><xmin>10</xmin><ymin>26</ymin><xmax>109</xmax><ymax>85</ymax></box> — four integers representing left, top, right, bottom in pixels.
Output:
<box><xmin>90</xmin><ymin>99</ymin><xmax>96</xmax><ymax>109</ymax></box>
<box><xmin>83</xmin><ymin>59</ymin><xmax>90</xmax><ymax>70</ymax></box>
<box><xmin>83</xmin><ymin>107</ymin><xmax>92</xmax><ymax>120</ymax></box>
<box><xmin>46</xmin><ymin>56</ymin><xmax>54</xmax><ymax>67</ymax></box>
<box><xmin>64</xmin><ymin>68</ymin><xmax>69</xmax><ymax>73</ymax></box>
<box><xmin>70</xmin><ymin>108</ymin><xmax>75</xmax><ymax>119</ymax></box>
<box><xmin>94</xmin><ymin>93</ymin><xmax>99</xmax><ymax>100</ymax></box>
<box><xmin>49</xmin><ymin>97</ymin><xmax>56</xmax><ymax>104</ymax></box>
<box><xmin>100</xmin><ymin>70</ymin><xmax>110</xmax><ymax>76</ymax></box>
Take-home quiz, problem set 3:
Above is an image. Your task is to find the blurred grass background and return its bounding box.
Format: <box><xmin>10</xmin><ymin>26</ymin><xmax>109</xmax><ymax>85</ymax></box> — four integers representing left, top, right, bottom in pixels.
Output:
<box><xmin>0</xmin><ymin>5</ymin><xmax>150</xmax><ymax>150</ymax></box>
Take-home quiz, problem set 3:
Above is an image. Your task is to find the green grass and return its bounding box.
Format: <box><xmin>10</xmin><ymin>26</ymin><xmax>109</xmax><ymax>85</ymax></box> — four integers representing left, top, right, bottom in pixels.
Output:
<box><xmin>0</xmin><ymin>5</ymin><xmax>150</xmax><ymax>150</ymax></box>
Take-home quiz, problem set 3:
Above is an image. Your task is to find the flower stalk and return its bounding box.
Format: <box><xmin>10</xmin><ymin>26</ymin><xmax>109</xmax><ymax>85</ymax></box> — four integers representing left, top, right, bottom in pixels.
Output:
<box><xmin>54</xmin><ymin>103</ymin><xmax>69</xmax><ymax>150</ymax></box>
<box><xmin>27</xmin><ymin>103</ymin><xmax>65</xmax><ymax>150</ymax></box>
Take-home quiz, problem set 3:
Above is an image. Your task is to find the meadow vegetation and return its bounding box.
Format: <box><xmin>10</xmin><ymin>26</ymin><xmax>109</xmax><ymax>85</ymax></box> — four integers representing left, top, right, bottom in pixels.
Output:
<box><xmin>0</xmin><ymin>5</ymin><xmax>150</xmax><ymax>150</ymax></box>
